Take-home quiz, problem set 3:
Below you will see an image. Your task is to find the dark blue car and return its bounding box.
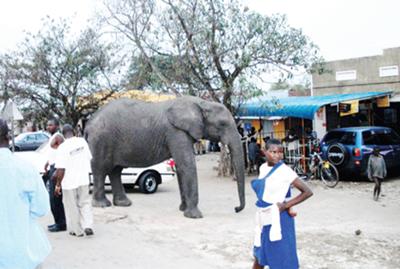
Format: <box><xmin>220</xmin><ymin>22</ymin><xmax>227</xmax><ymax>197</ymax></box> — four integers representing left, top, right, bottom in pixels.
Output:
<box><xmin>320</xmin><ymin>126</ymin><xmax>400</xmax><ymax>177</ymax></box>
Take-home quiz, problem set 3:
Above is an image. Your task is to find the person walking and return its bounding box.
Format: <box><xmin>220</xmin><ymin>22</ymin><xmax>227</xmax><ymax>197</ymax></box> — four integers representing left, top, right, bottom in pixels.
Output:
<box><xmin>53</xmin><ymin>124</ymin><xmax>94</xmax><ymax>237</ymax></box>
<box><xmin>367</xmin><ymin>147</ymin><xmax>387</xmax><ymax>201</ymax></box>
<box><xmin>251</xmin><ymin>138</ymin><xmax>313</xmax><ymax>269</ymax></box>
<box><xmin>43</xmin><ymin>118</ymin><xmax>67</xmax><ymax>232</ymax></box>
<box><xmin>0</xmin><ymin>118</ymin><xmax>51</xmax><ymax>268</ymax></box>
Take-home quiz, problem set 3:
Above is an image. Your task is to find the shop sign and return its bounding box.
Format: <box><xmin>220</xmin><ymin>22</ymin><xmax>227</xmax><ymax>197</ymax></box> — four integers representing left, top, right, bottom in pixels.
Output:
<box><xmin>339</xmin><ymin>100</ymin><xmax>359</xmax><ymax>116</ymax></box>
<box><xmin>377</xmin><ymin>96</ymin><xmax>390</xmax><ymax>108</ymax></box>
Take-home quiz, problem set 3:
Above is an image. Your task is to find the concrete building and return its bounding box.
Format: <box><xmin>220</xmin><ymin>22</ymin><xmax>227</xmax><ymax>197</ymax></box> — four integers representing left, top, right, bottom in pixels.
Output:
<box><xmin>312</xmin><ymin>47</ymin><xmax>400</xmax><ymax>134</ymax></box>
<box><xmin>312</xmin><ymin>47</ymin><xmax>400</xmax><ymax>97</ymax></box>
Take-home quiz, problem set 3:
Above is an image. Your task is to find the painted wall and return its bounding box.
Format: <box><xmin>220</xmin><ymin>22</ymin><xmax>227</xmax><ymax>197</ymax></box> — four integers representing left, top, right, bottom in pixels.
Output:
<box><xmin>313</xmin><ymin>106</ymin><xmax>327</xmax><ymax>139</ymax></box>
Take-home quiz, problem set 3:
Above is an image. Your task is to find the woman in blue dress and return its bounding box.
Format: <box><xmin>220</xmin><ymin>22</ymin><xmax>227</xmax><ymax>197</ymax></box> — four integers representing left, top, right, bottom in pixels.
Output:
<box><xmin>252</xmin><ymin>139</ymin><xmax>313</xmax><ymax>269</ymax></box>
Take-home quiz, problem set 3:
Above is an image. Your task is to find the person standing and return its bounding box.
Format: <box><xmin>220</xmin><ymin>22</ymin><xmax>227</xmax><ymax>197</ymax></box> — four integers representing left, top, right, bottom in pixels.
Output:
<box><xmin>53</xmin><ymin>124</ymin><xmax>94</xmax><ymax>237</ymax></box>
<box><xmin>0</xmin><ymin>118</ymin><xmax>51</xmax><ymax>268</ymax></box>
<box><xmin>43</xmin><ymin>118</ymin><xmax>67</xmax><ymax>232</ymax></box>
<box><xmin>251</xmin><ymin>139</ymin><xmax>313</xmax><ymax>269</ymax></box>
<box><xmin>367</xmin><ymin>147</ymin><xmax>387</xmax><ymax>201</ymax></box>
<box><xmin>248</xmin><ymin>137</ymin><xmax>259</xmax><ymax>174</ymax></box>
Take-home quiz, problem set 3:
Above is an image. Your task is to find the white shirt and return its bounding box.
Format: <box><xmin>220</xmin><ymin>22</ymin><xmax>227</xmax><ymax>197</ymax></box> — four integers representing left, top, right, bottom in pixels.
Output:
<box><xmin>258</xmin><ymin>162</ymin><xmax>298</xmax><ymax>204</ymax></box>
<box><xmin>55</xmin><ymin>137</ymin><xmax>92</xmax><ymax>190</ymax></box>
<box><xmin>254</xmin><ymin>162</ymin><xmax>298</xmax><ymax>244</ymax></box>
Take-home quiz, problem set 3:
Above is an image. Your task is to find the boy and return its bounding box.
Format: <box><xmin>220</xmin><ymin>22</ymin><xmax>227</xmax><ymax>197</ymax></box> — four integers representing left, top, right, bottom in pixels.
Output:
<box><xmin>367</xmin><ymin>147</ymin><xmax>387</xmax><ymax>201</ymax></box>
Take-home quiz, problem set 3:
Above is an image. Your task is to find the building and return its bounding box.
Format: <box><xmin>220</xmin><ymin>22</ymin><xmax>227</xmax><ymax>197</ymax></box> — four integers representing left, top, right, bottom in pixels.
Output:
<box><xmin>312</xmin><ymin>47</ymin><xmax>400</xmax><ymax>96</ymax></box>
<box><xmin>237</xmin><ymin>91</ymin><xmax>391</xmax><ymax>138</ymax></box>
<box><xmin>312</xmin><ymin>47</ymin><xmax>400</xmax><ymax>133</ymax></box>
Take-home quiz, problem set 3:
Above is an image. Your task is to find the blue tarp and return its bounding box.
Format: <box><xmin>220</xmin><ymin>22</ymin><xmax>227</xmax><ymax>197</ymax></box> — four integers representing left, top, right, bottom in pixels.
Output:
<box><xmin>237</xmin><ymin>91</ymin><xmax>392</xmax><ymax>120</ymax></box>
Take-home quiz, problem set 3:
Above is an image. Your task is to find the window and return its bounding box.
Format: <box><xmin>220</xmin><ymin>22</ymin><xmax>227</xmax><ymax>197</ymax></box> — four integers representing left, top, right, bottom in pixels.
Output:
<box><xmin>336</xmin><ymin>70</ymin><xmax>356</xmax><ymax>81</ymax></box>
<box><xmin>323</xmin><ymin>131</ymin><xmax>356</xmax><ymax>145</ymax></box>
<box><xmin>362</xmin><ymin>131</ymin><xmax>380</xmax><ymax>145</ymax></box>
<box><xmin>379</xmin><ymin>65</ymin><xmax>398</xmax><ymax>77</ymax></box>
<box><xmin>25</xmin><ymin>135</ymin><xmax>35</xmax><ymax>141</ymax></box>
<box><xmin>35</xmin><ymin>133</ymin><xmax>48</xmax><ymax>142</ymax></box>
<box><xmin>362</xmin><ymin>130</ymin><xmax>400</xmax><ymax>145</ymax></box>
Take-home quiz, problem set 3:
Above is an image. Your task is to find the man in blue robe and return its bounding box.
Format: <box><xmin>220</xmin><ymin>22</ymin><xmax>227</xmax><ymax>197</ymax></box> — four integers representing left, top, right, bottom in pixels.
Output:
<box><xmin>0</xmin><ymin>118</ymin><xmax>51</xmax><ymax>269</ymax></box>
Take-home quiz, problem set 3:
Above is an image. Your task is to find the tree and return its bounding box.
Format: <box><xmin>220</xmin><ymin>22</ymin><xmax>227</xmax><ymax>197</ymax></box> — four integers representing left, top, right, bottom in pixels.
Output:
<box><xmin>0</xmin><ymin>17</ymin><xmax>124</xmax><ymax>126</ymax></box>
<box><xmin>269</xmin><ymin>81</ymin><xmax>291</xmax><ymax>91</ymax></box>
<box><xmin>102</xmin><ymin>0</ymin><xmax>322</xmax><ymax>112</ymax></box>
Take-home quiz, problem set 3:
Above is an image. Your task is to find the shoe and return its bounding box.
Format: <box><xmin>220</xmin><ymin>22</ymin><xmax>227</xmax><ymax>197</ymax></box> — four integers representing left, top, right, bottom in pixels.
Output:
<box><xmin>69</xmin><ymin>232</ymin><xmax>84</xmax><ymax>237</ymax></box>
<box><xmin>47</xmin><ymin>224</ymin><xmax>57</xmax><ymax>229</ymax></box>
<box><xmin>48</xmin><ymin>225</ymin><xmax>67</xmax><ymax>232</ymax></box>
<box><xmin>84</xmin><ymin>228</ymin><xmax>94</xmax><ymax>236</ymax></box>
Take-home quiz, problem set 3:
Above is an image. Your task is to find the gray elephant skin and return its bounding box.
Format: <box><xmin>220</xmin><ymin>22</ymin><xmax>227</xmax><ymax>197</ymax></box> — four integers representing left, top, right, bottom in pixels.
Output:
<box><xmin>85</xmin><ymin>96</ymin><xmax>245</xmax><ymax>218</ymax></box>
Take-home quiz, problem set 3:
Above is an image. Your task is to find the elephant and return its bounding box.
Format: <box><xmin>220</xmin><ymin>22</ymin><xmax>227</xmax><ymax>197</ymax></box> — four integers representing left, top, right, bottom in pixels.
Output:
<box><xmin>84</xmin><ymin>96</ymin><xmax>245</xmax><ymax>218</ymax></box>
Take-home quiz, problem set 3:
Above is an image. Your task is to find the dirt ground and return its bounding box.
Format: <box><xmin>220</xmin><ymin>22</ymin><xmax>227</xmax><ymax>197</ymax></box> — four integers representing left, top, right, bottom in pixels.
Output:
<box><xmin>40</xmin><ymin>153</ymin><xmax>400</xmax><ymax>269</ymax></box>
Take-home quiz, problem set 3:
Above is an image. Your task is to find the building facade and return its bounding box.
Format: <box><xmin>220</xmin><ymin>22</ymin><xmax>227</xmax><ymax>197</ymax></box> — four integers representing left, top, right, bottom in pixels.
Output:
<box><xmin>312</xmin><ymin>47</ymin><xmax>400</xmax><ymax>134</ymax></box>
<box><xmin>312</xmin><ymin>47</ymin><xmax>400</xmax><ymax>96</ymax></box>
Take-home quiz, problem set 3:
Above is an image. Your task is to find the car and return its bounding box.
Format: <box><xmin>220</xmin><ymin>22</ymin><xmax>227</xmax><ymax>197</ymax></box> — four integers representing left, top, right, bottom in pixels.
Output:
<box><xmin>14</xmin><ymin>151</ymin><xmax>176</xmax><ymax>194</ymax></box>
<box><xmin>99</xmin><ymin>159</ymin><xmax>176</xmax><ymax>194</ymax></box>
<box><xmin>10</xmin><ymin>131</ymin><xmax>50</xmax><ymax>151</ymax></box>
<box><xmin>320</xmin><ymin>126</ymin><xmax>400</xmax><ymax>178</ymax></box>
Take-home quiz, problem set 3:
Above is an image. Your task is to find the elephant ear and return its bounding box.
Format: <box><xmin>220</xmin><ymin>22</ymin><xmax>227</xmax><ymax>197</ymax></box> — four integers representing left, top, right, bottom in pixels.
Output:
<box><xmin>167</xmin><ymin>101</ymin><xmax>205</xmax><ymax>140</ymax></box>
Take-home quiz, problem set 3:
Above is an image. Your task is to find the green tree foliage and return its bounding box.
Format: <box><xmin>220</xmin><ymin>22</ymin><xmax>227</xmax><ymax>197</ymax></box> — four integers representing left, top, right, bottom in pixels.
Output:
<box><xmin>269</xmin><ymin>81</ymin><xmax>291</xmax><ymax>91</ymax></box>
<box><xmin>103</xmin><ymin>0</ymin><xmax>322</xmax><ymax>112</ymax></box>
<box><xmin>0</xmin><ymin>17</ymin><xmax>122</xmax><ymax>125</ymax></box>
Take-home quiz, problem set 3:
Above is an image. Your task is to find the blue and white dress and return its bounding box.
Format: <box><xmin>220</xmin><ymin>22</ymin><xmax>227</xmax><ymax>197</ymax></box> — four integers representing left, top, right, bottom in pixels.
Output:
<box><xmin>251</xmin><ymin>161</ymin><xmax>299</xmax><ymax>269</ymax></box>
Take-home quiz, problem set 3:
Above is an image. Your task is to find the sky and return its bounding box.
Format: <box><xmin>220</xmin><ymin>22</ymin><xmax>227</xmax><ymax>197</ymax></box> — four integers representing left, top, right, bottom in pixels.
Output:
<box><xmin>0</xmin><ymin>0</ymin><xmax>95</xmax><ymax>52</ymax></box>
<box><xmin>0</xmin><ymin>0</ymin><xmax>399</xmax><ymax>61</ymax></box>
<box><xmin>246</xmin><ymin>0</ymin><xmax>400</xmax><ymax>61</ymax></box>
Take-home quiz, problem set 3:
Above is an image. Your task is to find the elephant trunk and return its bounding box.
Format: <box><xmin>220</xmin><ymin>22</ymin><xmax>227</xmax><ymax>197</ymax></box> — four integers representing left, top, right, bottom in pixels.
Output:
<box><xmin>227</xmin><ymin>136</ymin><xmax>246</xmax><ymax>213</ymax></box>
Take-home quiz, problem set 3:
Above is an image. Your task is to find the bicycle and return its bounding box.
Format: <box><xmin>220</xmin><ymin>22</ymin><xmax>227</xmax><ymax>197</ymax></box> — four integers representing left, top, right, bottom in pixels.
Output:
<box><xmin>291</xmin><ymin>151</ymin><xmax>339</xmax><ymax>188</ymax></box>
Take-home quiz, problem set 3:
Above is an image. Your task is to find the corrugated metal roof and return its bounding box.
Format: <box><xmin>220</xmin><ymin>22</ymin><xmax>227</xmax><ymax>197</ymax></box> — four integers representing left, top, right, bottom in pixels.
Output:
<box><xmin>237</xmin><ymin>91</ymin><xmax>392</xmax><ymax>120</ymax></box>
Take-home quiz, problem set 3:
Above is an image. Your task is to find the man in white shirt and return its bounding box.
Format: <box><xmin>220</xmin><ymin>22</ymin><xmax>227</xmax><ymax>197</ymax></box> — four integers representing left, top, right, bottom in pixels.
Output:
<box><xmin>53</xmin><ymin>124</ymin><xmax>94</xmax><ymax>237</ymax></box>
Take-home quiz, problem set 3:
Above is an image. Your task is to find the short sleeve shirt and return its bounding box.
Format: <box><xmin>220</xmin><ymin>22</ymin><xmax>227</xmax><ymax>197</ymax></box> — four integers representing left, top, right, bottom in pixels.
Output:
<box><xmin>55</xmin><ymin>137</ymin><xmax>92</xmax><ymax>189</ymax></box>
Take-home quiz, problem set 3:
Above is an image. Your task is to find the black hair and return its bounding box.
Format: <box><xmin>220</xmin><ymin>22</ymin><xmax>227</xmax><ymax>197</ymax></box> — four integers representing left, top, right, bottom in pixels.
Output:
<box><xmin>250</xmin><ymin>137</ymin><xmax>257</xmax><ymax>143</ymax></box>
<box><xmin>265</xmin><ymin>138</ymin><xmax>282</xmax><ymax>150</ymax></box>
<box><xmin>48</xmin><ymin>118</ymin><xmax>60</xmax><ymax>126</ymax></box>
<box><xmin>0</xmin><ymin>118</ymin><xmax>9</xmax><ymax>143</ymax></box>
<box><xmin>62</xmin><ymin>124</ymin><xmax>75</xmax><ymax>136</ymax></box>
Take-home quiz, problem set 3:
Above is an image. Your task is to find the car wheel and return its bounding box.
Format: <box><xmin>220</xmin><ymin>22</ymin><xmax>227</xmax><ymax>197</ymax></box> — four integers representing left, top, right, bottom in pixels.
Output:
<box><xmin>138</xmin><ymin>171</ymin><xmax>159</xmax><ymax>194</ymax></box>
<box><xmin>327</xmin><ymin>143</ymin><xmax>348</xmax><ymax>167</ymax></box>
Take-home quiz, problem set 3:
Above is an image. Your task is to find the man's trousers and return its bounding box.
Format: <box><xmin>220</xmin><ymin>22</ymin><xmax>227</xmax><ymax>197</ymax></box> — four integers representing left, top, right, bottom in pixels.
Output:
<box><xmin>63</xmin><ymin>185</ymin><xmax>93</xmax><ymax>235</ymax></box>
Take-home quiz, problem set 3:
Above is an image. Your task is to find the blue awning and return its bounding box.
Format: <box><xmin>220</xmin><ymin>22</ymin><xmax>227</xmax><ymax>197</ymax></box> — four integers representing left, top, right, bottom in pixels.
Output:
<box><xmin>237</xmin><ymin>91</ymin><xmax>392</xmax><ymax>120</ymax></box>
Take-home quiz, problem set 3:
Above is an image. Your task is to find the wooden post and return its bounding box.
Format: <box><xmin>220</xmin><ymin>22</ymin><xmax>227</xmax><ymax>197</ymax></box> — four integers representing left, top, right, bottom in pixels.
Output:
<box><xmin>301</xmin><ymin>118</ymin><xmax>307</xmax><ymax>173</ymax></box>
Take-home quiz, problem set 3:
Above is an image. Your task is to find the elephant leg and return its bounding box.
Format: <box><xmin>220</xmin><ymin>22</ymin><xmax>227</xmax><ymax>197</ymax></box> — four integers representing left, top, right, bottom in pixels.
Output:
<box><xmin>169</xmin><ymin>135</ymin><xmax>203</xmax><ymax>218</ymax></box>
<box><xmin>110</xmin><ymin>166</ymin><xmax>132</xmax><ymax>207</ymax></box>
<box><xmin>92</xmin><ymin>170</ymin><xmax>112</xmax><ymax>207</ymax></box>
<box><xmin>177</xmin><ymin>176</ymin><xmax>187</xmax><ymax>211</ymax></box>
